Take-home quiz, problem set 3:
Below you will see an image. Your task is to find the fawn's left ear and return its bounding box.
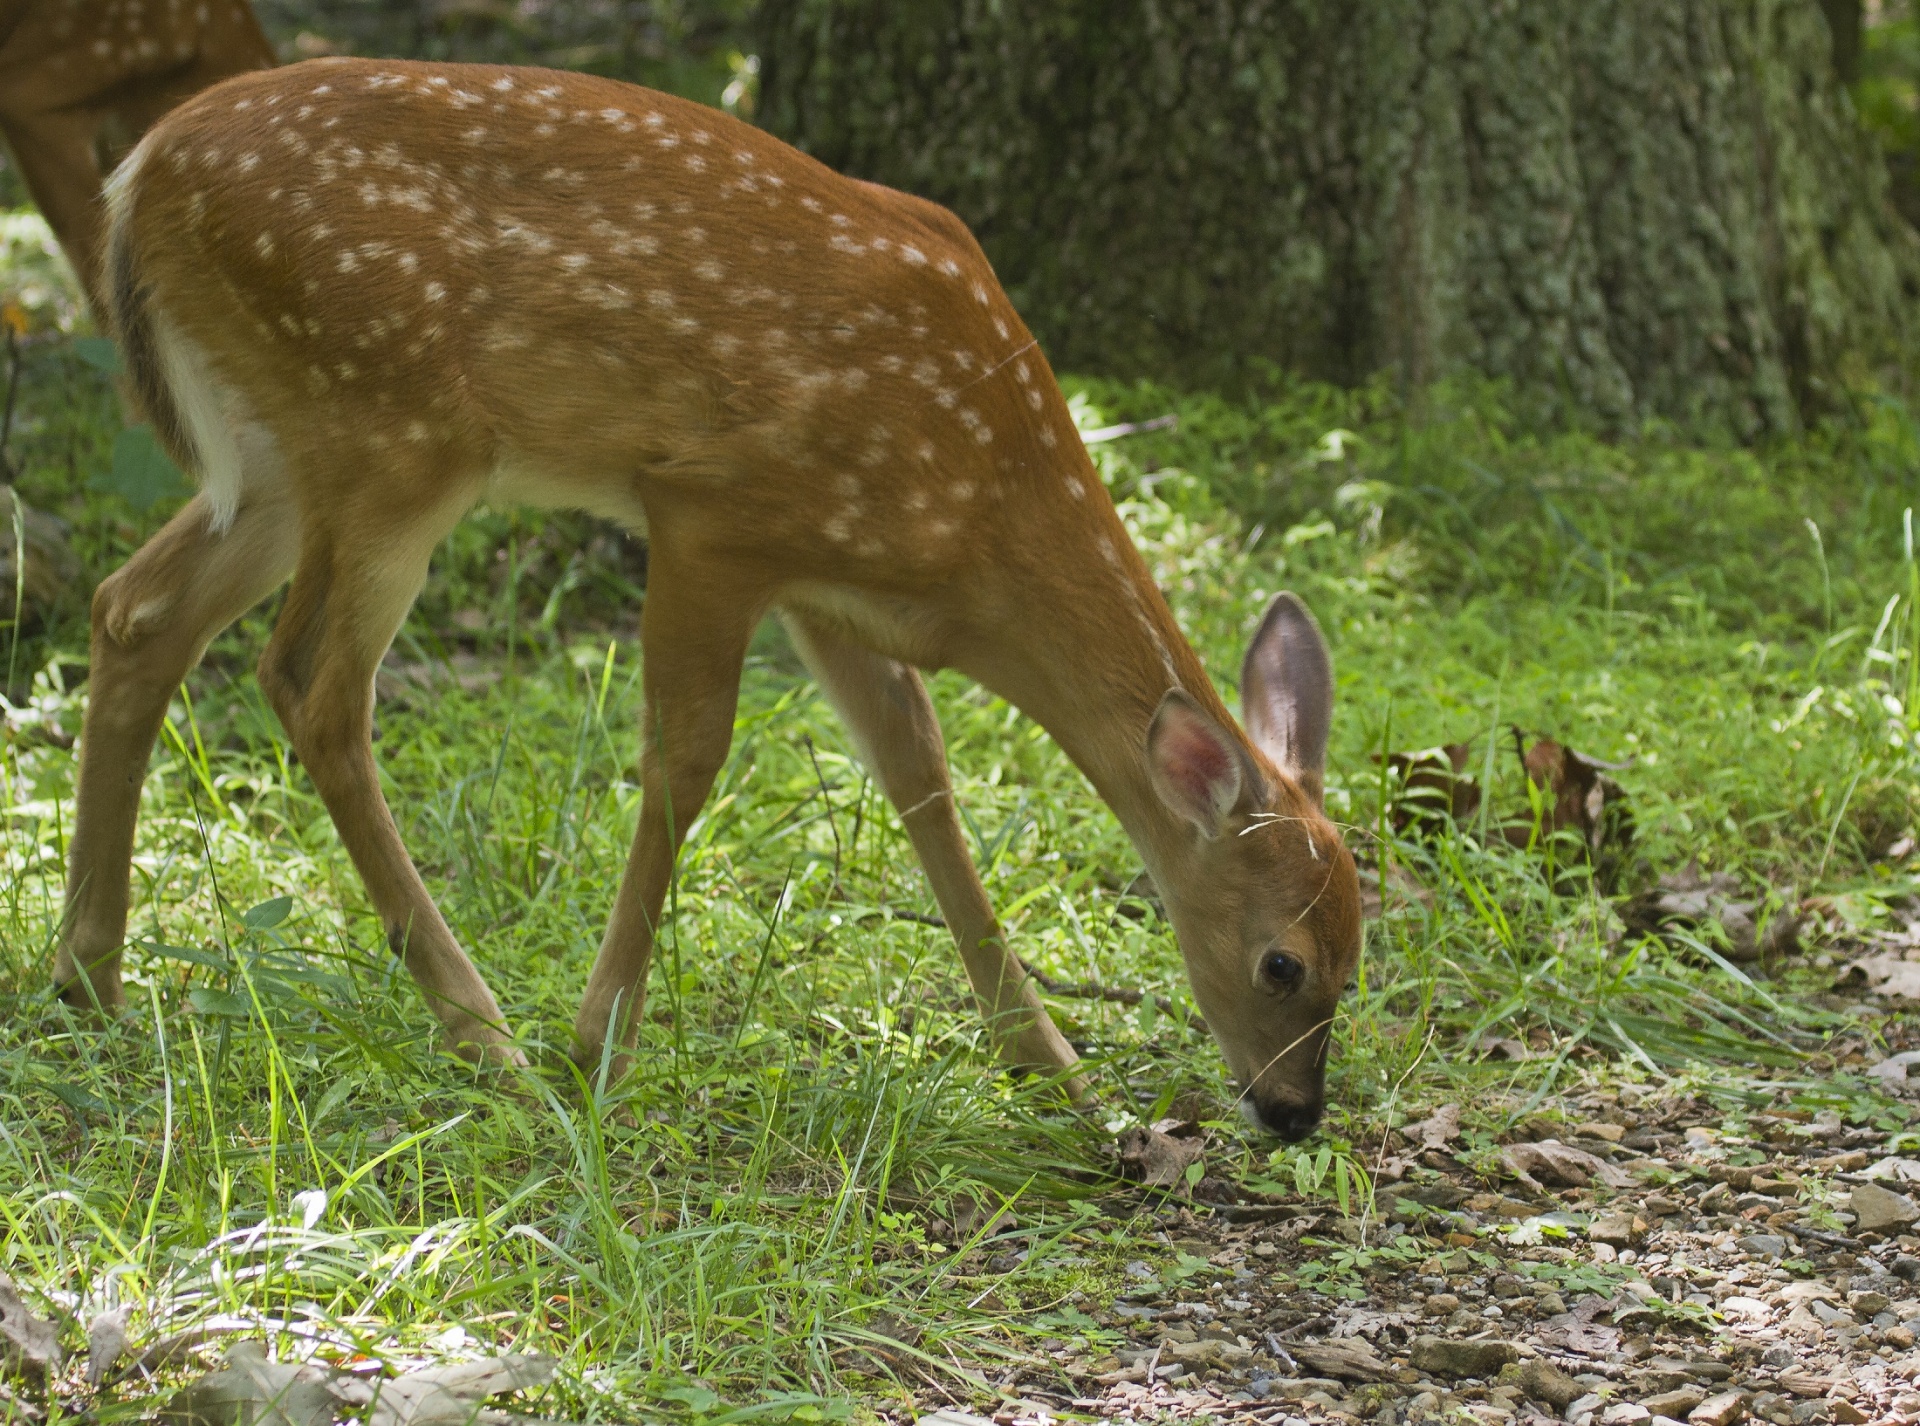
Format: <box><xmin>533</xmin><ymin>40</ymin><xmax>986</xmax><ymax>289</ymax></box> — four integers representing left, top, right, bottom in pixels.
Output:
<box><xmin>1241</xmin><ymin>592</ymin><xmax>1334</xmax><ymax>809</ymax></box>
<box><xmin>1147</xmin><ymin>690</ymin><xmax>1247</xmax><ymax>839</ymax></box>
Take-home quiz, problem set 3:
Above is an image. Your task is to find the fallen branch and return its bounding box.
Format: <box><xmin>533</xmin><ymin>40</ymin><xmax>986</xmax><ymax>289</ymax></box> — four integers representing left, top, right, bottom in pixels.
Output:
<box><xmin>1018</xmin><ymin>957</ymin><xmax>1208</xmax><ymax>1033</ymax></box>
<box><xmin>871</xmin><ymin>908</ymin><xmax>1206</xmax><ymax>1032</ymax></box>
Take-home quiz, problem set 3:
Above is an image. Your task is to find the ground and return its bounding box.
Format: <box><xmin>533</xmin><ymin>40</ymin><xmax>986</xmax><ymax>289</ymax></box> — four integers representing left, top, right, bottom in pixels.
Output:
<box><xmin>4</xmin><ymin>217</ymin><xmax>1920</xmax><ymax>1425</ymax></box>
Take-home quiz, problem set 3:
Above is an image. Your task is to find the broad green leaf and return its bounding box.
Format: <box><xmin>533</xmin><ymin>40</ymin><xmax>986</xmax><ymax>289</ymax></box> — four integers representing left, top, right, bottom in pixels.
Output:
<box><xmin>72</xmin><ymin>336</ymin><xmax>121</xmax><ymax>374</ymax></box>
<box><xmin>92</xmin><ymin>425</ymin><xmax>189</xmax><ymax>512</ymax></box>
<box><xmin>188</xmin><ymin>988</ymin><xmax>252</xmax><ymax>1018</ymax></box>
<box><xmin>242</xmin><ymin>895</ymin><xmax>293</xmax><ymax>930</ymax></box>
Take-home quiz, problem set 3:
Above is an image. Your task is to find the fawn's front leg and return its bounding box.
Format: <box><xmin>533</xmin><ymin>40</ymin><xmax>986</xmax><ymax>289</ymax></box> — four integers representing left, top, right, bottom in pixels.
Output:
<box><xmin>573</xmin><ymin>544</ymin><xmax>763</xmax><ymax>1075</ymax></box>
<box><xmin>780</xmin><ymin>611</ymin><xmax>1086</xmax><ymax>1096</ymax></box>
<box><xmin>58</xmin><ymin>495</ymin><xmax>297</xmax><ymax>1011</ymax></box>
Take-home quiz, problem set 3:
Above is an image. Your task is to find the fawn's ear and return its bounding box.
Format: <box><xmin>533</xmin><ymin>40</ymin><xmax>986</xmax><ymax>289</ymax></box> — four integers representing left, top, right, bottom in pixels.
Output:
<box><xmin>1148</xmin><ymin>690</ymin><xmax>1246</xmax><ymax>838</ymax></box>
<box><xmin>1241</xmin><ymin>592</ymin><xmax>1334</xmax><ymax>809</ymax></box>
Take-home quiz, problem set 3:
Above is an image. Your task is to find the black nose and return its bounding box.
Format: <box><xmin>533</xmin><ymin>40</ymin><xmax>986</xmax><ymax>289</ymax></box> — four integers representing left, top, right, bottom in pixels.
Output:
<box><xmin>1253</xmin><ymin>1098</ymin><xmax>1323</xmax><ymax>1142</ymax></box>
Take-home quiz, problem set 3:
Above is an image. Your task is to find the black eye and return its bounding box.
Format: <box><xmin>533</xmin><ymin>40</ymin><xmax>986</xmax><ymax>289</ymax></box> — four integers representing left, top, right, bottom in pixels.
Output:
<box><xmin>1261</xmin><ymin>951</ymin><xmax>1305</xmax><ymax>990</ymax></box>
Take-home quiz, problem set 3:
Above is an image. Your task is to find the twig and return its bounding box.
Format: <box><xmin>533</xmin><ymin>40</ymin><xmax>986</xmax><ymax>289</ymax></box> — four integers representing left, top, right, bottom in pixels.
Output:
<box><xmin>1017</xmin><ymin>955</ymin><xmax>1207</xmax><ymax>1032</ymax></box>
<box><xmin>1079</xmin><ymin>413</ymin><xmax>1177</xmax><ymax>445</ymax></box>
<box><xmin>870</xmin><ymin>908</ymin><xmax>1207</xmax><ymax>1031</ymax></box>
<box><xmin>1784</xmin><ymin>1221</ymin><xmax>1859</xmax><ymax>1249</ymax></box>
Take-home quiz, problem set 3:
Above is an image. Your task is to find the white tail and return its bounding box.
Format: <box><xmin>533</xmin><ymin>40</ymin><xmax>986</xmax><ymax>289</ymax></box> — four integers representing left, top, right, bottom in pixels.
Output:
<box><xmin>0</xmin><ymin>0</ymin><xmax>274</xmax><ymax>314</ymax></box>
<box><xmin>60</xmin><ymin>58</ymin><xmax>1361</xmax><ymax>1137</ymax></box>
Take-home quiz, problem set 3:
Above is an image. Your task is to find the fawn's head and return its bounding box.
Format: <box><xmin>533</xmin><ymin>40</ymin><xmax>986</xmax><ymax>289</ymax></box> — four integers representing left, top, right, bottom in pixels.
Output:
<box><xmin>1144</xmin><ymin>593</ymin><xmax>1362</xmax><ymax>1141</ymax></box>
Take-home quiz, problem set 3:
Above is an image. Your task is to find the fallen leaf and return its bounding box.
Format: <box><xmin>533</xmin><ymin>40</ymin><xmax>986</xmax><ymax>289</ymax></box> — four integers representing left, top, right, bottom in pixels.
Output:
<box><xmin>1839</xmin><ymin>953</ymin><xmax>1920</xmax><ymax>1001</ymax></box>
<box><xmin>0</xmin><ymin>1273</ymin><xmax>61</xmax><ymax>1381</ymax></box>
<box><xmin>1869</xmin><ymin>1052</ymin><xmax>1920</xmax><ymax>1086</ymax></box>
<box><xmin>1504</xmin><ymin>735</ymin><xmax>1635</xmax><ymax>882</ymax></box>
<box><xmin>1401</xmin><ymin>1104</ymin><xmax>1462</xmax><ymax>1151</ymax></box>
<box><xmin>1536</xmin><ymin>1298</ymin><xmax>1623</xmax><ymax>1358</ymax></box>
<box><xmin>1116</xmin><ymin>1122</ymin><xmax>1204</xmax><ymax>1188</ymax></box>
<box><xmin>1500</xmin><ymin>1139</ymin><xmax>1632</xmax><ymax>1191</ymax></box>
<box><xmin>1375</xmin><ymin>744</ymin><xmax>1481</xmax><ymax>831</ymax></box>
<box><xmin>85</xmin><ymin>1305</ymin><xmax>131</xmax><ymax>1388</ymax></box>
<box><xmin>1623</xmin><ymin>863</ymin><xmax>1797</xmax><ymax>963</ymax></box>
<box><xmin>159</xmin><ymin>1341</ymin><xmax>339</xmax><ymax>1426</ymax></box>
<box><xmin>363</xmin><ymin>1355</ymin><xmax>555</xmax><ymax>1426</ymax></box>
<box><xmin>1286</xmin><ymin>1339</ymin><xmax>1395</xmax><ymax>1381</ymax></box>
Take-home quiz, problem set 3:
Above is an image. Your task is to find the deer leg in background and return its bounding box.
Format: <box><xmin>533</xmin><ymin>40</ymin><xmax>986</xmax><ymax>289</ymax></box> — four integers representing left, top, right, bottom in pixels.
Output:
<box><xmin>57</xmin><ymin>492</ymin><xmax>299</xmax><ymax>1010</ymax></box>
<box><xmin>255</xmin><ymin>482</ymin><xmax>520</xmax><ymax>1064</ymax></box>
<box><xmin>780</xmin><ymin>611</ymin><xmax>1085</xmax><ymax>1095</ymax></box>
<box><xmin>0</xmin><ymin>112</ymin><xmax>108</xmax><ymax>308</ymax></box>
<box><xmin>572</xmin><ymin>540</ymin><xmax>763</xmax><ymax>1074</ymax></box>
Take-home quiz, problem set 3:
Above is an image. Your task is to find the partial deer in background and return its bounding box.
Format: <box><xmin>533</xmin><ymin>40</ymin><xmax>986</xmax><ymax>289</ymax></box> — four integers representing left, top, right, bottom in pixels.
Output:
<box><xmin>0</xmin><ymin>0</ymin><xmax>274</xmax><ymax>313</ymax></box>
<box><xmin>61</xmin><ymin>59</ymin><xmax>1363</xmax><ymax>1139</ymax></box>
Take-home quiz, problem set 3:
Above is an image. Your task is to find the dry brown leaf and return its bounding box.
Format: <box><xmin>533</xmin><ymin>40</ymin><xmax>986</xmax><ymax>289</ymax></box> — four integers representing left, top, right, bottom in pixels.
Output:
<box><xmin>1375</xmin><ymin>744</ymin><xmax>1481</xmax><ymax>831</ymax></box>
<box><xmin>1401</xmin><ymin>1103</ymin><xmax>1462</xmax><ymax>1151</ymax></box>
<box><xmin>1116</xmin><ymin>1121</ymin><xmax>1204</xmax><ymax>1188</ymax></box>
<box><xmin>1839</xmin><ymin>952</ymin><xmax>1920</xmax><ymax>1000</ymax></box>
<box><xmin>158</xmin><ymin>1341</ymin><xmax>338</xmax><ymax>1426</ymax></box>
<box><xmin>362</xmin><ymin>1354</ymin><xmax>556</xmax><ymax>1426</ymax></box>
<box><xmin>0</xmin><ymin>1273</ymin><xmax>61</xmax><ymax>1382</ymax></box>
<box><xmin>1504</xmin><ymin>735</ymin><xmax>1635</xmax><ymax>879</ymax></box>
<box><xmin>1500</xmin><ymin>1138</ymin><xmax>1632</xmax><ymax>1191</ymax></box>
<box><xmin>1286</xmin><ymin>1340</ymin><xmax>1395</xmax><ymax>1381</ymax></box>
<box><xmin>85</xmin><ymin>1305</ymin><xmax>131</xmax><ymax>1388</ymax></box>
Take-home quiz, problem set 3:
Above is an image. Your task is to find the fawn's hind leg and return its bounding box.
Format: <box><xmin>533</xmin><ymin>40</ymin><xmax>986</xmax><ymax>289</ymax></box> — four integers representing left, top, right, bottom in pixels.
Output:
<box><xmin>57</xmin><ymin>492</ymin><xmax>299</xmax><ymax>1010</ymax></box>
<box><xmin>780</xmin><ymin>610</ymin><xmax>1085</xmax><ymax>1095</ymax></box>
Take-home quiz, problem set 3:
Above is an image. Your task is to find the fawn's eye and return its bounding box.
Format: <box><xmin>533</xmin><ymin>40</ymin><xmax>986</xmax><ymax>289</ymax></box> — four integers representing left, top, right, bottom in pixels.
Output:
<box><xmin>1261</xmin><ymin>950</ymin><xmax>1305</xmax><ymax>991</ymax></box>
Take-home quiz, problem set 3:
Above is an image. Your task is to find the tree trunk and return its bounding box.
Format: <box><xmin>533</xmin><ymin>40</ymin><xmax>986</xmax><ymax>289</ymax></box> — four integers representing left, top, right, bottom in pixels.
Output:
<box><xmin>755</xmin><ymin>0</ymin><xmax>1919</xmax><ymax>435</ymax></box>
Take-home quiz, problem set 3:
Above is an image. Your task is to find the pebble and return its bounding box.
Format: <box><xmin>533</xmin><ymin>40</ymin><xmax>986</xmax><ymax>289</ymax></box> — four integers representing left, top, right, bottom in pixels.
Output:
<box><xmin>1424</xmin><ymin>1293</ymin><xmax>1461</xmax><ymax>1316</ymax></box>
<box><xmin>1737</xmin><ymin>1234</ymin><xmax>1787</xmax><ymax>1258</ymax></box>
<box><xmin>1689</xmin><ymin>1390</ymin><xmax>1751</xmax><ymax>1426</ymax></box>
<box><xmin>1520</xmin><ymin>1359</ymin><xmax>1585</xmax><ymax>1409</ymax></box>
<box><xmin>1409</xmin><ymin>1335</ymin><xmax>1518</xmax><ymax>1378</ymax></box>
<box><xmin>1848</xmin><ymin>1182</ymin><xmax>1920</xmax><ymax>1234</ymax></box>
<box><xmin>1643</xmin><ymin>1389</ymin><xmax>1709</xmax><ymax>1417</ymax></box>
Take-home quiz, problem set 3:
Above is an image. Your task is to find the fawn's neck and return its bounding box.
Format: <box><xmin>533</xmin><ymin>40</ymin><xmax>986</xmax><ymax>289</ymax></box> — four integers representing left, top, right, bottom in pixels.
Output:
<box><xmin>967</xmin><ymin>503</ymin><xmax>1237</xmax><ymax>898</ymax></box>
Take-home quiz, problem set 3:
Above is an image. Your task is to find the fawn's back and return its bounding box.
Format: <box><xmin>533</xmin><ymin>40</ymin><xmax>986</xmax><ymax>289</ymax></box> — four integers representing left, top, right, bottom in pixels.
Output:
<box><xmin>114</xmin><ymin>59</ymin><xmax>1085</xmax><ymax>614</ymax></box>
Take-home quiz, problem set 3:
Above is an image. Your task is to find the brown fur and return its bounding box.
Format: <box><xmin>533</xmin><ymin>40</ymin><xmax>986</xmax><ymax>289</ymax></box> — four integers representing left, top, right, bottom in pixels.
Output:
<box><xmin>0</xmin><ymin>0</ymin><xmax>274</xmax><ymax>315</ymax></box>
<box><xmin>57</xmin><ymin>59</ymin><xmax>1362</xmax><ymax>1129</ymax></box>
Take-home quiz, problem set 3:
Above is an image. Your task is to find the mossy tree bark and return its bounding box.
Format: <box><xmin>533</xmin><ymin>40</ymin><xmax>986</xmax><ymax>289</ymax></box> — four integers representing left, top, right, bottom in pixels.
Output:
<box><xmin>756</xmin><ymin>0</ymin><xmax>1919</xmax><ymax>435</ymax></box>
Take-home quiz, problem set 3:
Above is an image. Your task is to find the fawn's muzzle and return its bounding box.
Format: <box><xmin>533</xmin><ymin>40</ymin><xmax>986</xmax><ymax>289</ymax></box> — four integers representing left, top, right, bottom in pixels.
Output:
<box><xmin>1244</xmin><ymin>1093</ymin><xmax>1324</xmax><ymax>1143</ymax></box>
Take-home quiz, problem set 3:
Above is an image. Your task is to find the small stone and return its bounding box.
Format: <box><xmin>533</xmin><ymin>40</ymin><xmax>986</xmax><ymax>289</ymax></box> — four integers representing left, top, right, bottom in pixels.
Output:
<box><xmin>1737</xmin><ymin>1234</ymin><xmax>1788</xmax><ymax>1258</ymax></box>
<box><xmin>1848</xmin><ymin>1289</ymin><xmax>1891</xmax><ymax>1316</ymax></box>
<box><xmin>1424</xmin><ymin>1294</ymin><xmax>1461</xmax><ymax>1316</ymax></box>
<box><xmin>1577</xmin><ymin>1122</ymin><xmax>1627</xmax><ymax>1142</ymax></box>
<box><xmin>1605</xmin><ymin>1407</ymin><xmax>1652</xmax><ymax>1426</ymax></box>
<box><xmin>1520</xmin><ymin>1359</ymin><xmax>1585</xmax><ymax>1409</ymax></box>
<box><xmin>1168</xmin><ymin>1339</ymin><xmax>1254</xmax><ymax>1371</ymax></box>
<box><xmin>1690</xmin><ymin>1391</ymin><xmax>1751</xmax><ymax>1426</ymax></box>
<box><xmin>1885</xmin><ymin>1323</ymin><xmax>1916</xmax><ymax>1349</ymax></box>
<box><xmin>1569</xmin><ymin>1393</ymin><xmax>1606</xmax><ymax>1422</ymax></box>
<box><xmin>1409</xmin><ymin>1335</ymin><xmax>1518</xmax><ymax>1378</ymax></box>
<box><xmin>1849</xmin><ymin>1182</ymin><xmax>1920</xmax><ymax>1234</ymax></box>
<box><xmin>1643</xmin><ymin>1390</ymin><xmax>1709</xmax><ymax>1417</ymax></box>
<box><xmin>1536</xmin><ymin>1291</ymin><xmax>1568</xmax><ymax>1316</ymax></box>
<box><xmin>1653</xmin><ymin>1418</ymin><xmax>1692</xmax><ymax>1426</ymax></box>
<box><xmin>1828</xmin><ymin>1403</ymin><xmax>1867</xmax><ymax>1426</ymax></box>
<box><xmin>1592</xmin><ymin>1213</ymin><xmax>1647</xmax><ymax>1247</ymax></box>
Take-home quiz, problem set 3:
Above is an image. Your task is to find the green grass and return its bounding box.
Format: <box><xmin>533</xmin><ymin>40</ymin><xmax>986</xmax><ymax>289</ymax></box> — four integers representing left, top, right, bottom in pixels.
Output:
<box><xmin>2</xmin><ymin>240</ymin><xmax>1917</xmax><ymax>1418</ymax></box>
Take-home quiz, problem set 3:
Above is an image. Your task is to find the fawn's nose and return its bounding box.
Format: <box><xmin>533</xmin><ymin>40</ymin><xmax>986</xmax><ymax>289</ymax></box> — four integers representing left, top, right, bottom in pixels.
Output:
<box><xmin>1248</xmin><ymin>1095</ymin><xmax>1323</xmax><ymax>1142</ymax></box>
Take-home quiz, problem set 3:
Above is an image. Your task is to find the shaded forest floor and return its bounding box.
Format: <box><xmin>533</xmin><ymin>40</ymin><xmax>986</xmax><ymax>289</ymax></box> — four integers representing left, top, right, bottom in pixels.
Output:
<box><xmin>4</xmin><ymin>220</ymin><xmax>1920</xmax><ymax>1425</ymax></box>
